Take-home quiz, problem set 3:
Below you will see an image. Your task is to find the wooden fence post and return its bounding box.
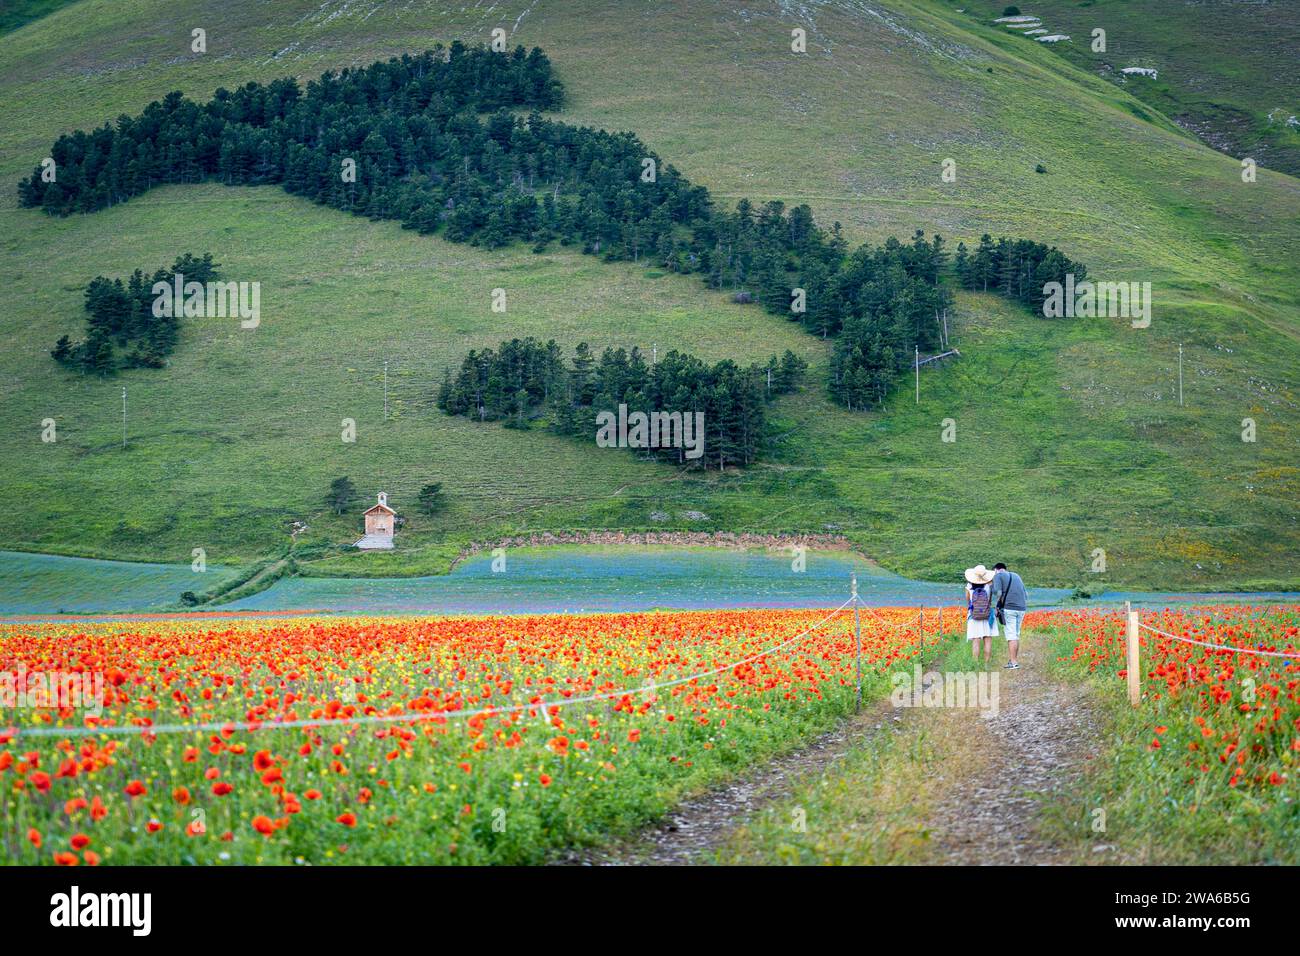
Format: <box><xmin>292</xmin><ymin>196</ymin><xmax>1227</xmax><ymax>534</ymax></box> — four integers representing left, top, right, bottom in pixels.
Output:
<box><xmin>1126</xmin><ymin>601</ymin><xmax>1141</xmax><ymax>706</ymax></box>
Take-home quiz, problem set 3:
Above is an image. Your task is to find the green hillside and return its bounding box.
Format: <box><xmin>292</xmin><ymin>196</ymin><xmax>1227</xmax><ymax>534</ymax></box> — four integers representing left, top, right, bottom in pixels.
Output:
<box><xmin>962</xmin><ymin>0</ymin><xmax>1300</xmax><ymax>176</ymax></box>
<box><xmin>0</xmin><ymin>0</ymin><xmax>78</xmax><ymax>37</ymax></box>
<box><xmin>1</xmin><ymin>0</ymin><xmax>1297</xmax><ymax>593</ymax></box>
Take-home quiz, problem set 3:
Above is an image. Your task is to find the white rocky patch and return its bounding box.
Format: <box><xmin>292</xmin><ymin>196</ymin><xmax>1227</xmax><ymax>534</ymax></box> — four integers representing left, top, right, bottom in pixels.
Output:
<box><xmin>1037</xmin><ymin>34</ymin><xmax>1070</xmax><ymax>43</ymax></box>
<box><xmin>1121</xmin><ymin>66</ymin><xmax>1159</xmax><ymax>79</ymax></box>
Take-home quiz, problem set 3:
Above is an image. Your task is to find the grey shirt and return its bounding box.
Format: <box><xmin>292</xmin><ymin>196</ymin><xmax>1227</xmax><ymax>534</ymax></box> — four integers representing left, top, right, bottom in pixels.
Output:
<box><xmin>991</xmin><ymin>569</ymin><xmax>1027</xmax><ymax>611</ymax></box>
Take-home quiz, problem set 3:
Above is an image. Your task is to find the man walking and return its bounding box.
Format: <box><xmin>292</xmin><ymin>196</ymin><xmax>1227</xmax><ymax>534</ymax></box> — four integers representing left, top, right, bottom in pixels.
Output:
<box><xmin>991</xmin><ymin>562</ymin><xmax>1027</xmax><ymax>669</ymax></box>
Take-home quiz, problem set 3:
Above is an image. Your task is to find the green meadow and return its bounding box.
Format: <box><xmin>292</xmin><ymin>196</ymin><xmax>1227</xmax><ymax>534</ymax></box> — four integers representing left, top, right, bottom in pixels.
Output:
<box><xmin>0</xmin><ymin>0</ymin><xmax>1296</xmax><ymax>595</ymax></box>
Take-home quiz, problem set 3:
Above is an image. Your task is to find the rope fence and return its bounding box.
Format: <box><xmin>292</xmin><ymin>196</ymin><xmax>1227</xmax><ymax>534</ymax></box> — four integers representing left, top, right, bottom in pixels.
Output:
<box><xmin>1136</xmin><ymin>622</ymin><xmax>1300</xmax><ymax>661</ymax></box>
<box><xmin>1122</xmin><ymin>601</ymin><xmax>1300</xmax><ymax>705</ymax></box>
<box><xmin>7</xmin><ymin>595</ymin><xmax>860</xmax><ymax>740</ymax></box>
<box><xmin>9</xmin><ymin>584</ymin><xmax>1295</xmax><ymax>731</ymax></box>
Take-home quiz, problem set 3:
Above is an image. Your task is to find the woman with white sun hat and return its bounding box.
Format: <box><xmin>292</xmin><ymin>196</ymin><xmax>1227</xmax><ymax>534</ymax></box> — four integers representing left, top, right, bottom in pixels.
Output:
<box><xmin>965</xmin><ymin>564</ymin><xmax>999</xmax><ymax>665</ymax></box>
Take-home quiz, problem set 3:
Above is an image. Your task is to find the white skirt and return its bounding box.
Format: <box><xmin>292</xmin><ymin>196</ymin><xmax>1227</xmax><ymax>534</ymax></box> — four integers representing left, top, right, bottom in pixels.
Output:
<box><xmin>967</xmin><ymin>614</ymin><xmax>999</xmax><ymax>639</ymax></box>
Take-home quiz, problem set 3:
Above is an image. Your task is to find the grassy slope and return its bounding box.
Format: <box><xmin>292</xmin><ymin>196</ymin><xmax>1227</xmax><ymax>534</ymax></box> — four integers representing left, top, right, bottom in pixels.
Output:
<box><xmin>0</xmin><ymin>0</ymin><xmax>79</xmax><ymax>36</ymax></box>
<box><xmin>0</xmin><ymin>0</ymin><xmax>1296</xmax><ymax>592</ymax></box>
<box><xmin>961</xmin><ymin>0</ymin><xmax>1300</xmax><ymax>176</ymax></box>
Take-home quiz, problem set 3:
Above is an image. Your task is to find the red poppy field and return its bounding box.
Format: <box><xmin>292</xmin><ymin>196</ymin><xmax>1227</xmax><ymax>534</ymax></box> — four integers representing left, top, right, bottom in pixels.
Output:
<box><xmin>1055</xmin><ymin>605</ymin><xmax>1300</xmax><ymax>792</ymax></box>
<box><xmin>1043</xmin><ymin>604</ymin><xmax>1300</xmax><ymax>863</ymax></box>
<box><xmin>0</xmin><ymin>606</ymin><xmax>947</xmax><ymax>865</ymax></box>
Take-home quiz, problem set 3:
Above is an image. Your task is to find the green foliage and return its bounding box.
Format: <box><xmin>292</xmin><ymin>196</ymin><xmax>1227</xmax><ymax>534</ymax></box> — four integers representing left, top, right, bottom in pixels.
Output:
<box><xmin>416</xmin><ymin>482</ymin><xmax>447</xmax><ymax>515</ymax></box>
<box><xmin>952</xmin><ymin>234</ymin><xmax>1079</xmax><ymax>305</ymax></box>
<box><xmin>51</xmin><ymin>253</ymin><xmax>217</xmax><ymax>374</ymax></box>
<box><xmin>20</xmin><ymin>45</ymin><xmax>1079</xmax><ymax>409</ymax></box>
<box><xmin>437</xmin><ymin>337</ymin><xmax>802</xmax><ymax>468</ymax></box>
<box><xmin>326</xmin><ymin>476</ymin><xmax>358</xmax><ymax>515</ymax></box>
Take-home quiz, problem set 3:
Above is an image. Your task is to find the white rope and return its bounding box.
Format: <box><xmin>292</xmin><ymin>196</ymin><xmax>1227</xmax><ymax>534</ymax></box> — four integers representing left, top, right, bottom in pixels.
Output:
<box><xmin>861</xmin><ymin>604</ymin><xmax>915</xmax><ymax>630</ymax></box>
<box><xmin>1136</xmin><ymin>622</ymin><xmax>1300</xmax><ymax>661</ymax></box>
<box><xmin>6</xmin><ymin>597</ymin><xmax>855</xmax><ymax>740</ymax></box>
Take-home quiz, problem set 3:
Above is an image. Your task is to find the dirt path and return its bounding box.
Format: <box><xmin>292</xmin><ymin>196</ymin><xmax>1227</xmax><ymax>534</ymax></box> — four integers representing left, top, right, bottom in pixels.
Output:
<box><xmin>564</xmin><ymin>699</ymin><xmax>909</xmax><ymax>866</ymax></box>
<box><xmin>918</xmin><ymin>638</ymin><xmax>1099</xmax><ymax>864</ymax></box>
<box><xmin>562</xmin><ymin>635</ymin><xmax>1099</xmax><ymax>866</ymax></box>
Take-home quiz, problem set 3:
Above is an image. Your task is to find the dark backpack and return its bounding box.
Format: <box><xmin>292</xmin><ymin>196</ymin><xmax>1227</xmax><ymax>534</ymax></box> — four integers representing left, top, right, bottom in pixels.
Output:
<box><xmin>970</xmin><ymin>584</ymin><xmax>991</xmax><ymax>617</ymax></box>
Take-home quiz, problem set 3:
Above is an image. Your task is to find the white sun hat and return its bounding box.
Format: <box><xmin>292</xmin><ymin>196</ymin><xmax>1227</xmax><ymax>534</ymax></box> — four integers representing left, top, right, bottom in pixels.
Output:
<box><xmin>964</xmin><ymin>564</ymin><xmax>995</xmax><ymax>585</ymax></box>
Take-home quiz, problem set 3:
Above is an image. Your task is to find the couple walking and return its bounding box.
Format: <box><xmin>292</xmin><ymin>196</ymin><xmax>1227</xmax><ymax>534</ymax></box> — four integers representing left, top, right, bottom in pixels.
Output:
<box><xmin>964</xmin><ymin>563</ymin><xmax>1027</xmax><ymax>669</ymax></box>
